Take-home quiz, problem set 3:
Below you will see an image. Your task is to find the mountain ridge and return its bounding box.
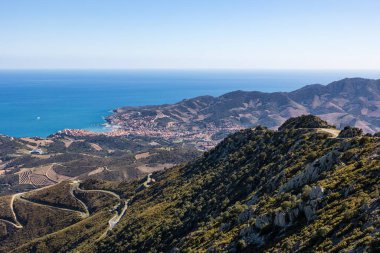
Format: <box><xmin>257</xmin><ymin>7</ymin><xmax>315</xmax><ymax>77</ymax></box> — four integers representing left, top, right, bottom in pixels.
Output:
<box><xmin>106</xmin><ymin>78</ymin><xmax>380</xmax><ymax>150</ymax></box>
<box><xmin>88</xmin><ymin>118</ymin><xmax>380</xmax><ymax>252</ymax></box>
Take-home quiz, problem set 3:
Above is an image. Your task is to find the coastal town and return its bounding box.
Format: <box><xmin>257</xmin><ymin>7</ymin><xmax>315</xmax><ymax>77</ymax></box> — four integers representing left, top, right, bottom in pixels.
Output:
<box><xmin>56</xmin><ymin>112</ymin><xmax>245</xmax><ymax>151</ymax></box>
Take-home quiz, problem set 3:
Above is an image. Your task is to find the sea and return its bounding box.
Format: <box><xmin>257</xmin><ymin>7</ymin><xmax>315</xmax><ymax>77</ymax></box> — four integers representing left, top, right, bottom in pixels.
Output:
<box><xmin>1</xmin><ymin>70</ymin><xmax>379</xmax><ymax>137</ymax></box>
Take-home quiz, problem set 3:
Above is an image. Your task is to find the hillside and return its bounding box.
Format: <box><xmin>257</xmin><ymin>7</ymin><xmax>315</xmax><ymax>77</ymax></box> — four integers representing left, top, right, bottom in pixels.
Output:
<box><xmin>0</xmin><ymin>134</ymin><xmax>200</xmax><ymax>196</ymax></box>
<box><xmin>6</xmin><ymin>116</ymin><xmax>378</xmax><ymax>252</ymax></box>
<box><xmin>107</xmin><ymin>78</ymin><xmax>380</xmax><ymax>149</ymax></box>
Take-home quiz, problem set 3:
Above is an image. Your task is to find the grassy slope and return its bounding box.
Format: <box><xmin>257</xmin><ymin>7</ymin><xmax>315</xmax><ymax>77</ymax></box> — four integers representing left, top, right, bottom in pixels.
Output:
<box><xmin>22</xmin><ymin>182</ymin><xmax>86</xmax><ymax>212</ymax></box>
<box><xmin>12</xmin><ymin>176</ymin><xmax>150</xmax><ymax>252</ymax></box>
<box><xmin>0</xmin><ymin>181</ymin><xmax>127</xmax><ymax>252</ymax></box>
<box><xmin>13</xmin><ymin>211</ymin><xmax>112</xmax><ymax>253</ymax></box>
<box><xmin>0</xmin><ymin>195</ymin><xmax>14</xmax><ymax>223</ymax></box>
<box><xmin>0</xmin><ymin>200</ymin><xmax>82</xmax><ymax>252</ymax></box>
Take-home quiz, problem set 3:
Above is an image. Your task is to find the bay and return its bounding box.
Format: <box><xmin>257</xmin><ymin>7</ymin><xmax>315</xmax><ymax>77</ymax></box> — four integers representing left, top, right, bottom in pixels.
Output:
<box><xmin>0</xmin><ymin>70</ymin><xmax>379</xmax><ymax>137</ymax></box>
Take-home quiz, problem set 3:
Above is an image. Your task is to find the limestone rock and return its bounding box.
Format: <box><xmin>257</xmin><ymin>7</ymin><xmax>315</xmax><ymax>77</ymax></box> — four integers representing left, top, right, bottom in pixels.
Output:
<box><xmin>288</xmin><ymin>208</ymin><xmax>300</xmax><ymax>223</ymax></box>
<box><xmin>239</xmin><ymin>225</ymin><xmax>264</xmax><ymax>246</ymax></box>
<box><xmin>238</xmin><ymin>208</ymin><xmax>254</xmax><ymax>224</ymax></box>
<box><xmin>274</xmin><ymin>212</ymin><xmax>287</xmax><ymax>227</ymax></box>
<box><xmin>247</xmin><ymin>194</ymin><xmax>258</xmax><ymax>206</ymax></box>
<box><xmin>309</xmin><ymin>185</ymin><xmax>324</xmax><ymax>199</ymax></box>
<box><xmin>302</xmin><ymin>200</ymin><xmax>319</xmax><ymax>221</ymax></box>
<box><xmin>280</xmin><ymin>151</ymin><xmax>339</xmax><ymax>192</ymax></box>
<box><xmin>255</xmin><ymin>214</ymin><xmax>272</xmax><ymax>229</ymax></box>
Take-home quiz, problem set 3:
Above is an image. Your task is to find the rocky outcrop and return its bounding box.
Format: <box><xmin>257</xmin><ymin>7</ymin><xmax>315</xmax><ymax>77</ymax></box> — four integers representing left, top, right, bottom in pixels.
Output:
<box><xmin>302</xmin><ymin>199</ymin><xmax>320</xmax><ymax>221</ymax></box>
<box><xmin>246</xmin><ymin>194</ymin><xmax>259</xmax><ymax>206</ymax></box>
<box><xmin>309</xmin><ymin>185</ymin><xmax>324</xmax><ymax>199</ymax></box>
<box><xmin>288</xmin><ymin>208</ymin><xmax>300</xmax><ymax>223</ymax></box>
<box><xmin>255</xmin><ymin>214</ymin><xmax>272</xmax><ymax>229</ymax></box>
<box><xmin>239</xmin><ymin>225</ymin><xmax>264</xmax><ymax>246</ymax></box>
<box><xmin>252</xmin><ymin>185</ymin><xmax>325</xmax><ymax>231</ymax></box>
<box><xmin>238</xmin><ymin>208</ymin><xmax>254</xmax><ymax>224</ymax></box>
<box><xmin>338</xmin><ymin>126</ymin><xmax>364</xmax><ymax>138</ymax></box>
<box><xmin>274</xmin><ymin>212</ymin><xmax>287</xmax><ymax>227</ymax></box>
<box><xmin>299</xmin><ymin>185</ymin><xmax>325</xmax><ymax>221</ymax></box>
<box><xmin>280</xmin><ymin>151</ymin><xmax>339</xmax><ymax>192</ymax></box>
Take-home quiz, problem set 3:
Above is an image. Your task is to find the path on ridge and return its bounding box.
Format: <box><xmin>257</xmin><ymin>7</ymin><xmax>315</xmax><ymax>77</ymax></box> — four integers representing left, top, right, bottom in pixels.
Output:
<box><xmin>317</xmin><ymin>128</ymin><xmax>341</xmax><ymax>138</ymax></box>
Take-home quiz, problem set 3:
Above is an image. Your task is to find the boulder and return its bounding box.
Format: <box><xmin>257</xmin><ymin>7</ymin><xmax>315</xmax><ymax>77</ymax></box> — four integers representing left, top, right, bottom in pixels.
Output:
<box><xmin>255</xmin><ymin>214</ymin><xmax>272</xmax><ymax>229</ymax></box>
<box><xmin>238</xmin><ymin>208</ymin><xmax>254</xmax><ymax>224</ymax></box>
<box><xmin>247</xmin><ymin>194</ymin><xmax>258</xmax><ymax>206</ymax></box>
<box><xmin>288</xmin><ymin>208</ymin><xmax>300</xmax><ymax>223</ymax></box>
<box><xmin>309</xmin><ymin>185</ymin><xmax>324</xmax><ymax>199</ymax></box>
<box><xmin>239</xmin><ymin>225</ymin><xmax>264</xmax><ymax>246</ymax></box>
<box><xmin>274</xmin><ymin>212</ymin><xmax>287</xmax><ymax>227</ymax></box>
<box><xmin>338</xmin><ymin>126</ymin><xmax>363</xmax><ymax>138</ymax></box>
<box><xmin>302</xmin><ymin>200</ymin><xmax>319</xmax><ymax>221</ymax></box>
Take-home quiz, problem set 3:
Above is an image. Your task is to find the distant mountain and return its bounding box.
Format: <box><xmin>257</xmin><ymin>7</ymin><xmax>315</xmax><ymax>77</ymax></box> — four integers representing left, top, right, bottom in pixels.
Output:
<box><xmin>107</xmin><ymin>78</ymin><xmax>380</xmax><ymax>149</ymax></box>
<box><xmin>288</xmin><ymin>78</ymin><xmax>380</xmax><ymax>132</ymax></box>
<box><xmin>6</xmin><ymin>116</ymin><xmax>378</xmax><ymax>252</ymax></box>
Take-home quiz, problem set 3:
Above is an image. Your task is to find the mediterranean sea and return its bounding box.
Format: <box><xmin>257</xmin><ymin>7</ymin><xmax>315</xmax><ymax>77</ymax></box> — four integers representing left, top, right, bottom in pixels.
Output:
<box><xmin>1</xmin><ymin>70</ymin><xmax>379</xmax><ymax>137</ymax></box>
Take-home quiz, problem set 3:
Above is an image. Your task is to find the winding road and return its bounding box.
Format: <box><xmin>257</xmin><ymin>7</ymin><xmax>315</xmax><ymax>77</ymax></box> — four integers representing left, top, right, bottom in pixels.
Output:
<box><xmin>0</xmin><ymin>193</ymin><xmax>23</xmax><ymax>229</ymax></box>
<box><xmin>0</xmin><ymin>172</ymin><xmax>155</xmax><ymax>242</ymax></box>
<box><xmin>70</xmin><ymin>180</ymin><xmax>132</xmax><ymax>241</ymax></box>
<box><xmin>0</xmin><ymin>183</ymin><xmax>89</xmax><ymax>228</ymax></box>
<box><xmin>97</xmin><ymin>173</ymin><xmax>154</xmax><ymax>240</ymax></box>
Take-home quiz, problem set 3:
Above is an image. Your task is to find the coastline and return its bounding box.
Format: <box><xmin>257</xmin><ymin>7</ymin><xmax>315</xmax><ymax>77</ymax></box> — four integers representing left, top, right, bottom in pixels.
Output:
<box><xmin>2</xmin><ymin>70</ymin><xmax>379</xmax><ymax>138</ymax></box>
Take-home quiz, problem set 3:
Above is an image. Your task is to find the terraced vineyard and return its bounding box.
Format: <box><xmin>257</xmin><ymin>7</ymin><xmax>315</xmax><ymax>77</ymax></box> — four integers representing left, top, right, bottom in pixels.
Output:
<box><xmin>29</xmin><ymin>174</ymin><xmax>55</xmax><ymax>187</ymax></box>
<box><xmin>0</xmin><ymin>133</ymin><xmax>200</xmax><ymax>196</ymax></box>
<box><xmin>18</xmin><ymin>170</ymin><xmax>32</xmax><ymax>185</ymax></box>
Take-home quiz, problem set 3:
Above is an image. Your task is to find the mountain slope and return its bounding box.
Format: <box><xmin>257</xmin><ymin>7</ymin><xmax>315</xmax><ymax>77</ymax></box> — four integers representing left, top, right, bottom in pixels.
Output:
<box><xmin>107</xmin><ymin>78</ymin><xmax>380</xmax><ymax>150</ymax></box>
<box><xmin>91</xmin><ymin>117</ymin><xmax>380</xmax><ymax>252</ymax></box>
<box><xmin>14</xmin><ymin>116</ymin><xmax>379</xmax><ymax>252</ymax></box>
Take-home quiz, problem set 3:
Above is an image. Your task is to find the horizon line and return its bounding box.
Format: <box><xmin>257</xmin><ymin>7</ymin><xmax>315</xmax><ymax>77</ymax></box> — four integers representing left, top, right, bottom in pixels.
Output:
<box><xmin>1</xmin><ymin>68</ymin><xmax>380</xmax><ymax>72</ymax></box>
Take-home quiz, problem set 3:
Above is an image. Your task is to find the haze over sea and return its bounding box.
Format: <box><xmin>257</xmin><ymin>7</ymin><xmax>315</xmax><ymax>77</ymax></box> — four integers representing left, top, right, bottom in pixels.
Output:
<box><xmin>1</xmin><ymin>70</ymin><xmax>379</xmax><ymax>137</ymax></box>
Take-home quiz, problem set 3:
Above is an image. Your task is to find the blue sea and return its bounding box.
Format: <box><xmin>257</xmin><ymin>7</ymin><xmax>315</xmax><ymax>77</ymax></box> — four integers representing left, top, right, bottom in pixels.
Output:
<box><xmin>1</xmin><ymin>70</ymin><xmax>379</xmax><ymax>137</ymax></box>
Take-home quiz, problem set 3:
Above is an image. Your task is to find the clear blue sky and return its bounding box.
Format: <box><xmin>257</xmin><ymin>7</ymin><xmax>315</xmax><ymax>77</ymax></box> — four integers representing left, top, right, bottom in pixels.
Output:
<box><xmin>1</xmin><ymin>0</ymin><xmax>379</xmax><ymax>69</ymax></box>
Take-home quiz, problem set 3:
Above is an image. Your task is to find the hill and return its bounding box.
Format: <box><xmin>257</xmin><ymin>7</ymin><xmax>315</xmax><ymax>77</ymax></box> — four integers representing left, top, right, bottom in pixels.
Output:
<box><xmin>0</xmin><ymin>134</ymin><xmax>200</xmax><ymax>196</ymax></box>
<box><xmin>278</xmin><ymin>115</ymin><xmax>336</xmax><ymax>131</ymax></box>
<box><xmin>7</xmin><ymin>116</ymin><xmax>378</xmax><ymax>252</ymax></box>
<box><xmin>107</xmin><ymin>78</ymin><xmax>380</xmax><ymax>149</ymax></box>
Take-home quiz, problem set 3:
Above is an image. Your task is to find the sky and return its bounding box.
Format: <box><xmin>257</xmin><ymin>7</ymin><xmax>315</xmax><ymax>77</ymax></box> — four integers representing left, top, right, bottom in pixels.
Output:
<box><xmin>0</xmin><ymin>0</ymin><xmax>380</xmax><ymax>70</ymax></box>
